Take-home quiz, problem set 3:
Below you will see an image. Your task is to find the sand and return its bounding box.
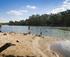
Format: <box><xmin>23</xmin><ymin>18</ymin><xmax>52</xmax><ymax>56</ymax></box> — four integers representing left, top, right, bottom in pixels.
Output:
<box><xmin>0</xmin><ymin>32</ymin><xmax>62</xmax><ymax>57</ymax></box>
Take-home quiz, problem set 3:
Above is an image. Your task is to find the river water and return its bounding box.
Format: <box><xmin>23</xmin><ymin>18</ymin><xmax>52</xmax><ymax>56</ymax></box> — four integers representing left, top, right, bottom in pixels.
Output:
<box><xmin>50</xmin><ymin>40</ymin><xmax>70</xmax><ymax>57</ymax></box>
<box><xmin>1</xmin><ymin>25</ymin><xmax>70</xmax><ymax>39</ymax></box>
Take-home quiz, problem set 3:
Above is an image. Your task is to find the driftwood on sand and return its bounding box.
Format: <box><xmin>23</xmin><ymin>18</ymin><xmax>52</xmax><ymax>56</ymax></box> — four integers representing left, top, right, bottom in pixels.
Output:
<box><xmin>0</xmin><ymin>43</ymin><xmax>15</xmax><ymax>53</ymax></box>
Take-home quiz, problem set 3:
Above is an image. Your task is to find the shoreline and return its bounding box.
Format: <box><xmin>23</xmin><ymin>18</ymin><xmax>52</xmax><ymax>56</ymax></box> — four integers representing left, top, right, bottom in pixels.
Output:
<box><xmin>0</xmin><ymin>32</ymin><xmax>67</xmax><ymax>57</ymax></box>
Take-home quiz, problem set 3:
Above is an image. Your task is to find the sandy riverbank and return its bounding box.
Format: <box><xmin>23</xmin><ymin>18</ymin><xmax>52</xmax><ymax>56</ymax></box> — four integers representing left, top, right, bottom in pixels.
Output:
<box><xmin>0</xmin><ymin>32</ymin><xmax>63</xmax><ymax>57</ymax></box>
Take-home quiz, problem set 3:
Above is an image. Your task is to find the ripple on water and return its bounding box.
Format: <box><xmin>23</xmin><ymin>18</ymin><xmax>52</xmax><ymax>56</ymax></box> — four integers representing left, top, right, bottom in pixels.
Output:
<box><xmin>50</xmin><ymin>40</ymin><xmax>70</xmax><ymax>57</ymax></box>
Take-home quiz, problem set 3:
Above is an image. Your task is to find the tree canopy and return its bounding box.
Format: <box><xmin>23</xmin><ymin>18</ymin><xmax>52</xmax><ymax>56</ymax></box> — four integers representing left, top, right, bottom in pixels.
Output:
<box><xmin>8</xmin><ymin>10</ymin><xmax>70</xmax><ymax>27</ymax></box>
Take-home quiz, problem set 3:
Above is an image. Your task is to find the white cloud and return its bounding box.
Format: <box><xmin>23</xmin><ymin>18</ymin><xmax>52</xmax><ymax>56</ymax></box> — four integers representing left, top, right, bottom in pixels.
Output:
<box><xmin>7</xmin><ymin>10</ymin><xmax>28</xmax><ymax>16</ymax></box>
<box><xmin>26</xmin><ymin>5</ymin><xmax>37</xmax><ymax>9</ymax></box>
<box><xmin>49</xmin><ymin>0</ymin><xmax>70</xmax><ymax>14</ymax></box>
<box><xmin>7</xmin><ymin>5</ymin><xmax>37</xmax><ymax>16</ymax></box>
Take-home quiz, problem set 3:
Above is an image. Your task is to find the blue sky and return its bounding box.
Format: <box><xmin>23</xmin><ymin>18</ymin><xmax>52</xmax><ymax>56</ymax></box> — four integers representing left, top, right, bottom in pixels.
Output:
<box><xmin>0</xmin><ymin>0</ymin><xmax>70</xmax><ymax>22</ymax></box>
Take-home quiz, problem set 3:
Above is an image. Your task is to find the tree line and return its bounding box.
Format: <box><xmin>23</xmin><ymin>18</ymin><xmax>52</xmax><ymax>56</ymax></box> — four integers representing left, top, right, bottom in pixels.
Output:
<box><xmin>8</xmin><ymin>10</ymin><xmax>70</xmax><ymax>27</ymax></box>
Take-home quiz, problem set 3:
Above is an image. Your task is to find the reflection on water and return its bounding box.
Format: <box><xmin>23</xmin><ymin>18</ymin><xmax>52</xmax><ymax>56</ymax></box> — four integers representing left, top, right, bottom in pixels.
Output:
<box><xmin>50</xmin><ymin>40</ymin><xmax>70</xmax><ymax>57</ymax></box>
<box><xmin>1</xmin><ymin>25</ymin><xmax>70</xmax><ymax>39</ymax></box>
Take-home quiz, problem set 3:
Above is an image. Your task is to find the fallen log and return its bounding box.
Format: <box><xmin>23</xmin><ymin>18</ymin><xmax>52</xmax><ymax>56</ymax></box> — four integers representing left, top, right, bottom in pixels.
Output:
<box><xmin>0</xmin><ymin>43</ymin><xmax>15</xmax><ymax>53</ymax></box>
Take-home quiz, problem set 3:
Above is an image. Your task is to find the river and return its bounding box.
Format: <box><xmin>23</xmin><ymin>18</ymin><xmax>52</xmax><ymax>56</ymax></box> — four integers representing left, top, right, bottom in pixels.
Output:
<box><xmin>0</xmin><ymin>25</ymin><xmax>70</xmax><ymax>39</ymax></box>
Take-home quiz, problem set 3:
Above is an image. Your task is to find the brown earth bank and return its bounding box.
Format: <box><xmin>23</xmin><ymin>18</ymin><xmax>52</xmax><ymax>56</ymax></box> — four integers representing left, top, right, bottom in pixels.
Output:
<box><xmin>0</xmin><ymin>32</ymin><xmax>64</xmax><ymax>57</ymax></box>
